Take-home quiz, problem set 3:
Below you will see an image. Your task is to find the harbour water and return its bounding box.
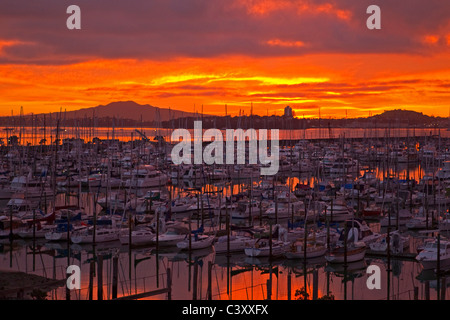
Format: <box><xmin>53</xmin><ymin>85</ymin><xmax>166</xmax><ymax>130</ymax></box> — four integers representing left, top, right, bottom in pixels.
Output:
<box><xmin>0</xmin><ymin>176</ymin><xmax>448</xmax><ymax>301</ymax></box>
<box><xmin>1</xmin><ymin>233</ymin><xmax>442</xmax><ymax>301</ymax></box>
<box><xmin>0</xmin><ymin>126</ymin><xmax>449</xmax><ymax>301</ymax></box>
<box><xmin>0</xmin><ymin>126</ymin><xmax>448</xmax><ymax>144</ymax></box>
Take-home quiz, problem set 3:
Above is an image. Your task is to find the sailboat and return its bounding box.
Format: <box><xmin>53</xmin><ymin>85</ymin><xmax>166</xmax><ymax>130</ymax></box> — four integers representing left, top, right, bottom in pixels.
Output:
<box><xmin>124</xmin><ymin>165</ymin><xmax>168</xmax><ymax>188</ymax></box>
<box><xmin>176</xmin><ymin>233</ymin><xmax>215</xmax><ymax>250</ymax></box>
<box><xmin>119</xmin><ymin>215</ymin><xmax>166</xmax><ymax>246</ymax></box>
<box><xmin>214</xmin><ymin>230</ymin><xmax>257</xmax><ymax>254</ymax></box>
<box><xmin>150</xmin><ymin>221</ymin><xmax>190</xmax><ymax>247</ymax></box>
<box><xmin>416</xmin><ymin>238</ymin><xmax>450</xmax><ymax>270</ymax></box>
<box><xmin>284</xmin><ymin>240</ymin><xmax>327</xmax><ymax>259</ymax></box>
<box><xmin>325</xmin><ymin>241</ymin><xmax>366</xmax><ymax>263</ymax></box>
<box><xmin>244</xmin><ymin>238</ymin><xmax>290</xmax><ymax>257</ymax></box>
<box><xmin>324</xmin><ymin>200</ymin><xmax>354</xmax><ymax>222</ymax></box>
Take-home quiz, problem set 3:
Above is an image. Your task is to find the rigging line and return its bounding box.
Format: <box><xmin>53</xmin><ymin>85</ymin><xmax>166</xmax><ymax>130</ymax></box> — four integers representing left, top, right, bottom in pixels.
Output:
<box><xmin>39</xmin><ymin>251</ymin><xmax>48</xmax><ymax>278</ymax></box>
<box><xmin>118</xmin><ymin>258</ymin><xmax>129</xmax><ymax>296</ymax></box>
<box><xmin>214</xmin><ymin>264</ymin><xmax>222</xmax><ymax>300</ymax></box>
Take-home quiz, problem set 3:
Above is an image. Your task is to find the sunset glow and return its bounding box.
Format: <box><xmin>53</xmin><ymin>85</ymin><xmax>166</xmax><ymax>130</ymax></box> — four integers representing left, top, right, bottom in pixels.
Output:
<box><xmin>0</xmin><ymin>1</ymin><xmax>449</xmax><ymax>119</ymax></box>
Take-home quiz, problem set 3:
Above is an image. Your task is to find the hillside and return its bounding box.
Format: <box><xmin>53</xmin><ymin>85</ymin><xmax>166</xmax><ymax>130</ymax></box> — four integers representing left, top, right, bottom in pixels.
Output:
<box><xmin>54</xmin><ymin>101</ymin><xmax>199</xmax><ymax>122</ymax></box>
<box><xmin>369</xmin><ymin>109</ymin><xmax>442</xmax><ymax>123</ymax></box>
<box><xmin>0</xmin><ymin>101</ymin><xmax>205</xmax><ymax>127</ymax></box>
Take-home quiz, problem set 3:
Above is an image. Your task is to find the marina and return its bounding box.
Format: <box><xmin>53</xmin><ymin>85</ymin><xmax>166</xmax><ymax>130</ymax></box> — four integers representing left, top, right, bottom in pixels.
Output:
<box><xmin>1</xmin><ymin>125</ymin><xmax>450</xmax><ymax>300</ymax></box>
<box><xmin>2</xmin><ymin>0</ymin><xmax>450</xmax><ymax>309</ymax></box>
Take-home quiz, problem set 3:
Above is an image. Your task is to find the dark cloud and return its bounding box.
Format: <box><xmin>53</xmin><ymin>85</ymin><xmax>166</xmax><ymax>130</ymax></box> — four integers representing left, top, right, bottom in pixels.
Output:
<box><xmin>0</xmin><ymin>0</ymin><xmax>448</xmax><ymax>64</ymax></box>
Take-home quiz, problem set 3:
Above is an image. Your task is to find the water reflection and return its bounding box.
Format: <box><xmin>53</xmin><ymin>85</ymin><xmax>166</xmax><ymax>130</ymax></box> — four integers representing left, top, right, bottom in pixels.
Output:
<box><xmin>0</xmin><ymin>163</ymin><xmax>448</xmax><ymax>300</ymax></box>
<box><xmin>1</xmin><ymin>231</ymin><xmax>448</xmax><ymax>301</ymax></box>
<box><xmin>2</xmin><ymin>127</ymin><xmax>449</xmax><ymax>145</ymax></box>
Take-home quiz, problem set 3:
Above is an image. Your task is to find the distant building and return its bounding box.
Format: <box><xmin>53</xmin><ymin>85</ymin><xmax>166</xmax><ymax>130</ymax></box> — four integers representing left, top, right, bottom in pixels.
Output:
<box><xmin>284</xmin><ymin>106</ymin><xmax>294</xmax><ymax>118</ymax></box>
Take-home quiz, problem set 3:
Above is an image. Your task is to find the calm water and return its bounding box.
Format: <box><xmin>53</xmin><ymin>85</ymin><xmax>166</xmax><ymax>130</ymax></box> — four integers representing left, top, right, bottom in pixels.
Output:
<box><xmin>0</xmin><ymin>172</ymin><xmax>448</xmax><ymax>301</ymax></box>
<box><xmin>0</xmin><ymin>126</ymin><xmax>448</xmax><ymax>144</ymax></box>
<box><xmin>0</xmin><ymin>228</ymin><xmax>446</xmax><ymax>300</ymax></box>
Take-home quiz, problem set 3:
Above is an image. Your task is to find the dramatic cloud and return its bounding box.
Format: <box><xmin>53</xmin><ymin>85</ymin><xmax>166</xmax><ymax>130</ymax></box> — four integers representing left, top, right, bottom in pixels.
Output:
<box><xmin>0</xmin><ymin>0</ymin><xmax>449</xmax><ymax>64</ymax></box>
<box><xmin>0</xmin><ymin>0</ymin><xmax>449</xmax><ymax>117</ymax></box>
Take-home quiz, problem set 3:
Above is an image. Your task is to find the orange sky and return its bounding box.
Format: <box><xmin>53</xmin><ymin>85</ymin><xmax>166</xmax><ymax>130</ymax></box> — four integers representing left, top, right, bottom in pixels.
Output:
<box><xmin>1</xmin><ymin>1</ymin><xmax>449</xmax><ymax>119</ymax></box>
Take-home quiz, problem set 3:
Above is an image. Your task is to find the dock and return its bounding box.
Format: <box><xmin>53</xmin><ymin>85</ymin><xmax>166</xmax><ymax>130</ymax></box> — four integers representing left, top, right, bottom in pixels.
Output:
<box><xmin>366</xmin><ymin>250</ymin><xmax>418</xmax><ymax>261</ymax></box>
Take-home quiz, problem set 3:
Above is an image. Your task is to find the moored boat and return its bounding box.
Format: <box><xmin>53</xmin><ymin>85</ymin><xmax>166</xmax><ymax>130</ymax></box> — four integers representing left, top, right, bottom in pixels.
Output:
<box><xmin>324</xmin><ymin>201</ymin><xmax>354</xmax><ymax>222</ymax></box>
<box><xmin>416</xmin><ymin>239</ymin><xmax>450</xmax><ymax>270</ymax></box>
<box><xmin>214</xmin><ymin>231</ymin><xmax>257</xmax><ymax>254</ymax></box>
<box><xmin>71</xmin><ymin>227</ymin><xmax>120</xmax><ymax>244</ymax></box>
<box><xmin>325</xmin><ymin>241</ymin><xmax>366</xmax><ymax>263</ymax></box>
<box><xmin>45</xmin><ymin>223</ymin><xmax>87</xmax><ymax>241</ymax></box>
<box><xmin>284</xmin><ymin>240</ymin><xmax>327</xmax><ymax>259</ymax></box>
<box><xmin>244</xmin><ymin>238</ymin><xmax>290</xmax><ymax>257</ymax></box>
<box><xmin>176</xmin><ymin>234</ymin><xmax>215</xmax><ymax>250</ymax></box>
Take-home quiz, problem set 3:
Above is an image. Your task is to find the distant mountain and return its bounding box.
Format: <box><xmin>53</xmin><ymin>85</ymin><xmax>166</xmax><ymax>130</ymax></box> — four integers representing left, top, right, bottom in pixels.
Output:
<box><xmin>0</xmin><ymin>101</ymin><xmax>207</xmax><ymax>128</ymax></box>
<box><xmin>58</xmin><ymin>101</ymin><xmax>201</xmax><ymax>122</ymax></box>
<box><xmin>368</xmin><ymin>109</ymin><xmax>444</xmax><ymax>122</ymax></box>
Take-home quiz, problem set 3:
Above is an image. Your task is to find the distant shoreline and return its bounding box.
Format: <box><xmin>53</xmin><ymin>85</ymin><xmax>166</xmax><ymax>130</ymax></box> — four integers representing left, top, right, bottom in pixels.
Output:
<box><xmin>0</xmin><ymin>108</ymin><xmax>447</xmax><ymax>130</ymax></box>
